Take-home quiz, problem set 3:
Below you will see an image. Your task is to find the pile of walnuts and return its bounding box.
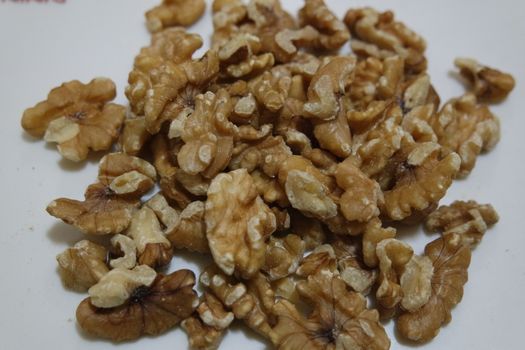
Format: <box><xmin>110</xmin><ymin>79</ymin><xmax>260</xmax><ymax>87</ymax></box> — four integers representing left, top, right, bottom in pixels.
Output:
<box><xmin>21</xmin><ymin>0</ymin><xmax>515</xmax><ymax>349</ymax></box>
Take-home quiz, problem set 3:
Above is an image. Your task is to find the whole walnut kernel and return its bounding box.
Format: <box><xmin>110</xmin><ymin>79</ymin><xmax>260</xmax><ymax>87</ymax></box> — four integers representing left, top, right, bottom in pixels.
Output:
<box><xmin>380</xmin><ymin>141</ymin><xmax>461</xmax><ymax>221</ymax></box>
<box><xmin>298</xmin><ymin>0</ymin><xmax>350</xmax><ymax>50</ymax></box>
<box><xmin>335</xmin><ymin>157</ymin><xmax>383</xmax><ymax>223</ymax></box>
<box><xmin>205</xmin><ymin>169</ymin><xmax>276</xmax><ymax>278</ymax></box>
<box><xmin>263</xmin><ymin>234</ymin><xmax>305</xmax><ymax>281</ymax></box>
<box><xmin>271</xmin><ymin>272</ymin><xmax>390</xmax><ymax>350</ymax></box>
<box><xmin>21</xmin><ymin>78</ymin><xmax>125</xmax><ymax>161</ymax></box>
<box><xmin>77</xmin><ymin>269</ymin><xmax>198</xmax><ymax>342</ymax></box>
<box><xmin>454</xmin><ymin>57</ymin><xmax>515</xmax><ymax>102</ymax></box>
<box><xmin>396</xmin><ymin>233</ymin><xmax>471</xmax><ymax>343</ymax></box>
<box><xmin>425</xmin><ymin>200</ymin><xmax>499</xmax><ymax>246</ymax></box>
<box><xmin>47</xmin><ymin>153</ymin><xmax>157</xmax><ymax>235</ymax></box>
<box><xmin>146</xmin><ymin>0</ymin><xmax>206</xmax><ymax>33</ymax></box>
<box><xmin>344</xmin><ymin>7</ymin><xmax>427</xmax><ymax>73</ymax></box>
<box><xmin>56</xmin><ymin>240</ymin><xmax>109</xmax><ymax>292</ymax></box>
<box><xmin>432</xmin><ymin>94</ymin><xmax>500</xmax><ymax>177</ymax></box>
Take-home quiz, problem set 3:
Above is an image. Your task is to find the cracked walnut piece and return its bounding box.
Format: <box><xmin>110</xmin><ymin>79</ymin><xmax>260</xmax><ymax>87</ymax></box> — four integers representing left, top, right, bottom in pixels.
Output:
<box><xmin>263</xmin><ymin>234</ymin><xmax>305</xmax><ymax>281</ymax></box>
<box><xmin>205</xmin><ymin>169</ymin><xmax>276</xmax><ymax>278</ymax></box>
<box><xmin>77</xmin><ymin>269</ymin><xmax>198</xmax><ymax>342</ymax></box>
<box><xmin>56</xmin><ymin>240</ymin><xmax>109</xmax><ymax>292</ymax></box>
<box><xmin>396</xmin><ymin>233</ymin><xmax>471</xmax><ymax>343</ymax></box>
<box><xmin>271</xmin><ymin>271</ymin><xmax>390</xmax><ymax>350</ymax></box>
<box><xmin>47</xmin><ymin>153</ymin><xmax>156</xmax><ymax>235</ymax></box>
<box><xmin>182</xmin><ymin>316</ymin><xmax>226</xmax><ymax>350</ymax></box>
<box><xmin>146</xmin><ymin>0</ymin><xmax>206</xmax><ymax>33</ymax></box>
<box><xmin>454</xmin><ymin>58</ymin><xmax>515</xmax><ymax>103</ymax></box>
<box><xmin>166</xmin><ymin>201</ymin><xmax>210</xmax><ymax>253</ymax></box>
<box><xmin>21</xmin><ymin>78</ymin><xmax>125</xmax><ymax>161</ymax></box>
<box><xmin>425</xmin><ymin>200</ymin><xmax>499</xmax><ymax>246</ymax></box>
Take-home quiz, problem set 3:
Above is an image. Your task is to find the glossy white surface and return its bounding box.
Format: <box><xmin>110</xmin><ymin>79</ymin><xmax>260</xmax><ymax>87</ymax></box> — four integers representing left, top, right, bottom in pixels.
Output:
<box><xmin>0</xmin><ymin>0</ymin><xmax>524</xmax><ymax>349</ymax></box>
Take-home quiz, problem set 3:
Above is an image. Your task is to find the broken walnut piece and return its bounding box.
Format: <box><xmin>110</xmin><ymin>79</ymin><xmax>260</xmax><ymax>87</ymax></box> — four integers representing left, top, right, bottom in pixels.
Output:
<box><xmin>296</xmin><ymin>244</ymin><xmax>337</xmax><ymax>277</ymax></box>
<box><xmin>289</xmin><ymin>210</ymin><xmax>327</xmax><ymax>250</ymax></box>
<box><xmin>197</xmin><ymin>292</ymin><xmax>235</xmax><ymax>331</ymax></box>
<box><xmin>399</xmin><ymin>254</ymin><xmax>434</xmax><ymax>313</ymax></box>
<box><xmin>425</xmin><ymin>200</ymin><xmax>499</xmax><ymax>246</ymax></box>
<box><xmin>251</xmin><ymin>170</ymin><xmax>289</xmax><ymax>207</ymax></box>
<box><xmin>182</xmin><ymin>316</ymin><xmax>225</xmax><ymax>350</ymax></box>
<box><xmin>126</xmin><ymin>206</ymin><xmax>173</xmax><ymax>268</ymax></box>
<box><xmin>109</xmin><ymin>234</ymin><xmax>137</xmax><ymax>270</ymax></box>
<box><xmin>21</xmin><ymin>78</ymin><xmax>125</xmax><ymax>161</ymax></box>
<box><xmin>380</xmin><ymin>141</ymin><xmax>461</xmax><ymax>221</ymax></box>
<box><xmin>362</xmin><ymin>218</ymin><xmax>396</xmax><ymax>268</ymax></box>
<box><xmin>271</xmin><ymin>271</ymin><xmax>390</xmax><ymax>350</ymax></box>
<box><xmin>433</xmin><ymin>93</ymin><xmax>500</xmax><ymax>177</ymax></box>
<box><xmin>146</xmin><ymin>0</ymin><xmax>206</xmax><ymax>33</ymax></box>
<box><xmin>167</xmin><ymin>201</ymin><xmax>210</xmax><ymax>253</ymax></box>
<box><xmin>205</xmin><ymin>169</ymin><xmax>276</xmax><ymax>278</ymax></box>
<box><xmin>263</xmin><ymin>234</ymin><xmax>305</xmax><ymax>281</ymax></box>
<box><xmin>200</xmin><ymin>266</ymin><xmax>273</xmax><ymax>338</ymax></box>
<box><xmin>335</xmin><ymin>157</ymin><xmax>383</xmax><ymax>223</ymax></box>
<box><xmin>118</xmin><ymin>116</ymin><xmax>150</xmax><ymax>156</ymax></box>
<box><xmin>298</xmin><ymin>0</ymin><xmax>350</xmax><ymax>50</ymax></box>
<box><xmin>344</xmin><ymin>7</ymin><xmax>427</xmax><ymax>73</ymax></box>
<box><xmin>454</xmin><ymin>57</ymin><xmax>515</xmax><ymax>103</ymax></box>
<box><xmin>77</xmin><ymin>269</ymin><xmax>198</xmax><ymax>342</ymax></box>
<box><xmin>397</xmin><ymin>233</ymin><xmax>471</xmax><ymax>343</ymax></box>
<box><xmin>47</xmin><ymin>153</ymin><xmax>156</xmax><ymax>235</ymax></box>
<box><xmin>56</xmin><ymin>240</ymin><xmax>109</xmax><ymax>292</ymax></box>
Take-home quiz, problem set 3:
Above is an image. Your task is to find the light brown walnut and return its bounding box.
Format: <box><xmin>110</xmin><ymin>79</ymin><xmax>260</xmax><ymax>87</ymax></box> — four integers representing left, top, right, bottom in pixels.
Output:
<box><xmin>396</xmin><ymin>233</ymin><xmax>471</xmax><ymax>343</ymax></box>
<box><xmin>362</xmin><ymin>218</ymin><xmax>396</xmax><ymax>268</ymax></box>
<box><xmin>289</xmin><ymin>210</ymin><xmax>327</xmax><ymax>250</ymax></box>
<box><xmin>77</xmin><ymin>269</ymin><xmax>198</xmax><ymax>342</ymax></box>
<box><xmin>298</xmin><ymin>0</ymin><xmax>349</xmax><ymax>51</ymax></box>
<box><xmin>56</xmin><ymin>240</ymin><xmax>109</xmax><ymax>292</ymax></box>
<box><xmin>118</xmin><ymin>116</ymin><xmax>150</xmax><ymax>156</ymax></box>
<box><xmin>263</xmin><ymin>234</ymin><xmax>305</xmax><ymax>281</ymax></box>
<box><xmin>432</xmin><ymin>94</ymin><xmax>500</xmax><ymax>177</ymax></box>
<box><xmin>296</xmin><ymin>244</ymin><xmax>337</xmax><ymax>277</ymax></box>
<box><xmin>212</xmin><ymin>0</ymin><xmax>247</xmax><ymax>30</ymax></box>
<box><xmin>248</xmin><ymin>68</ymin><xmax>291</xmax><ymax>112</ymax></box>
<box><xmin>47</xmin><ymin>153</ymin><xmax>156</xmax><ymax>235</ymax></box>
<box><xmin>146</xmin><ymin>0</ymin><xmax>206</xmax><ymax>33</ymax></box>
<box><xmin>344</xmin><ymin>7</ymin><xmax>427</xmax><ymax>73</ymax></box>
<box><xmin>109</xmin><ymin>234</ymin><xmax>137</xmax><ymax>270</ymax></box>
<box><xmin>399</xmin><ymin>255</ymin><xmax>433</xmax><ymax>313</ymax></box>
<box><xmin>271</xmin><ymin>271</ymin><xmax>390</xmax><ymax>350</ymax></box>
<box><xmin>425</xmin><ymin>200</ymin><xmax>499</xmax><ymax>246</ymax></box>
<box><xmin>205</xmin><ymin>169</ymin><xmax>276</xmax><ymax>278</ymax></box>
<box><xmin>251</xmin><ymin>170</ymin><xmax>289</xmax><ymax>207</ymax></box>
<box><xmin>181</xmin><ymin>316</ymin><xmax>225</xmax><ymax>350</ymax></box>
<box><xmin>455</xmin><ymin>57</ymin><xmax>515</xmax><ymax>102</ymax></box>
<box><xmin>21</xmin><ymin>78</ymin><xmax>125</xmax><ymax>161</ymax></box>
<box><xmin>167</xmin><ymin>201</ymin><xmax>209</xmax><ymax>253</ymax></box>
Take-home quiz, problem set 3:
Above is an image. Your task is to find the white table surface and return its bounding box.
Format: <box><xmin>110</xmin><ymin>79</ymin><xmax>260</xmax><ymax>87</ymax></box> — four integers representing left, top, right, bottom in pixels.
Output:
<box><xmin>0</xmin><ymin>0</ymin><xmax>524</xmax><ymax>349</ymax></box>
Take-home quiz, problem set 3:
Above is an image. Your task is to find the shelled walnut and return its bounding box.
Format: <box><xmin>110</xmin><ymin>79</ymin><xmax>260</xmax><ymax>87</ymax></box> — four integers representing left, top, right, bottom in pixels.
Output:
<box><xmin>146</xmin><ymin>0</ymin><xmax>206</xmax><ymax>33</ymax></box>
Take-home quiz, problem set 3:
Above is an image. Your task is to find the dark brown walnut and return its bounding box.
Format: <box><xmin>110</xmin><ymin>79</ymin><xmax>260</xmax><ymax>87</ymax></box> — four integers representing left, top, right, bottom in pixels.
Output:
<box><xmin>76</xmin><ymin>269</ymin><xmax>198</xmax><ymax>342</ymax></box>
<box><xmin>379</xmin><ymin>140</ymin><xmax>460</xmax><ymax>221</ymax></box>
<box><xmin>344</xmin><ymin>7</ymin><xmax>427</xmax><ymax>73</ymax></box>
<box><xmin>298</xmin><ymin>0</ymin><xmax>350</xmax><ymax>50</ymax></box>
<box><xmin>432</xmin><ymin>94</ymin><xmax>500</xmax><ymax>177</ymax></box>
<box><xmin>47</xmin><ymin>153</ymin><xmax>156</xmax><ymax>235</ymax></box>
<box><xmin>21</xmin><ymin>78</ymin><xmax>125</xmax><ymax>161</ymax></box>
<box><xmin>454</xmin><ymin>58</ymin><xmax>515</xmax><ymax>103</ymax></box>
<box><xmin>146</xmin><ymin>0</ymin><xmax>206</xmax><ymax>33</ymax></box>
<box><xmin>425</xmin><ymin>200</ymin><xmax>499</xmax><ymax>246</ymax></box>
<box><xmin>397</xmin><ymin>233</ymin><xmax>471</xmax><ymax>343</ymax></box>
<box><xmin>271</xmin><ymin>272</ymin><xmax>390</xmax><ymax>350</ymax></box>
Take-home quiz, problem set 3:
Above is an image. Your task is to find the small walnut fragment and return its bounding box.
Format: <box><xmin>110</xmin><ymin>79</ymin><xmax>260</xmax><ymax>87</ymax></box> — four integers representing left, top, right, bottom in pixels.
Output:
<box><xmin>126</xmin><ymin>207</ymin><xmax>173</xmax><ymax>268</ymax></box>
<box><xmin>296</xmin><ymin>244</ymin><xmax>337</xmax><ymax>277</ymax></box>
<box><xmin>399</xmin><ymin>255</ymin><xmax>433</xmax><ymax>313</ymax></box>
<box><xmin>433</xmin><ymin>94</ymin><xmax>500</xmax><ymax>176</ymax></box>
<box><xmin>263</xmin><ymin>234</ymin><xmax>305</xmax><ymax>281</ymax></box>
<box><xmin>454</xmin><ymin>58</ymin><xmax>515</xmax><ymax>102</ymax></box>
<box><xmin>56</xmin><ymin>240</ymin><xmax>109</xmax><ymax>292</ymax></box>
<box><xmin>206</xmin><ymin>169</ymin><xmax>276</xmax><ymax>278</ymax></box>
<box><xmin>380</xmin><ymin>141</ymin><xmax>460</xmax><ymax>221</ymax></box>
<box><xmin>167</xmin><ymin>201</ymin><xmax>209</xmax><ymax>253</ymax></box>
<box><xmin>110</xmin><ymin>234</ymin><xmax>137</xmax><ymax>269</ymax></box>
<box><xmin>362</xmin><ymin>218</ymin><xmax>396</xmax><ymax>268</ymax></box>
<box><xmin>344</xmin><ymin>7</ymin><xmax>427</xmax><ymax>73</ymax></box>
<box><xmin>77</xmin><ymin>269</ymin><xmax>198</xmax><ymax>342</ymax></box>
<box><xmin>146</xmin><ymin>0</ymin><xmax>206</xmax><ymax>33</ymax></box>
<box><xmin>289</xmin><ymin>210</ymin><xmax>327</xmax><ymax>250</ymax></box>
<box><xmin>118</xmin><ymin>116</ymin><xmax>150</xmax><ymax>156</ymax></box>
<box><xmin>21</xmin><ymin>78</ymin><xmax>125</xmax><ymax>161</ymax></box>
<box><xmin>397</xmin><ymin>233</ymin><xmax>471</xmax><ymax>343</ymax></box>
<box><xmin>181</xmin><ymin>316</ymin><xmax>225</xmax><ymax>350</ymax></box>
<box><xmin>425</xmin><ymin>200</ymin><xmax>499</xmax><ymax>246</ymax></box>
<box><xmin>47</xmin><ymin>153</ymin><xmax>156</xmax><ymax>235</ymax></box>
<box><xmin>335</xmin><ymin>157</ymin><xmax>383</xmax><ymax>222</ymax></box>
<box><xmin>271</xmin><ymin>272</ymin><xmax>390</xmax><ymax>350</ymax></box>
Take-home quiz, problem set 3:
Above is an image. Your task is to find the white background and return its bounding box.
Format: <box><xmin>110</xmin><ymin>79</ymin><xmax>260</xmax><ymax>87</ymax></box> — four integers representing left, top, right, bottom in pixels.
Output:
<box><xmin>0</xmin><ymin>0</ymin><xmax>524</xmax><ymax>349</ymax></box>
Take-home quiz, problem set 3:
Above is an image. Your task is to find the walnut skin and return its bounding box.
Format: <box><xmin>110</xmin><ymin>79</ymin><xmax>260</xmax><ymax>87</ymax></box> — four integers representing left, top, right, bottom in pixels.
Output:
<box><xmin>271</xmin><ymin>272</ymin><xmax>390</xmax><ymax>350</ymax></box>
<box><xmin>454</xmin><ymin>57</ymin><xmax>515</xmax><ymax>102</ymax></box>
<box><xmin>146</xmin><ymin>0</ymin><xmax>206</xmax><ymax>33</ymax></box>
<box><xmin>77</xmin><ymin>269</ymin><xmax>198</xmax><ymax>342</ymax></box>
<box><xmin>56</xmin><ymin>240</ymin><xmax>109</xmax><ymax>292</ymax></box>
<box><xmin>21</xmin><ymin>78</ymin><xmax>125</xmax><ymax>161</ymax></box>
<box><xmin>205</xmin><ymin>169</ymin><xmax>276</xmax><ymax>278</ymax></box>
<box><xmin>47</xmin><ymin>153</ymin><xmax>156</xmax><ymax>235</ymax></box>
<box><xmin>396</xmin><ymin>233</ymin><xmax>471</xmax><ymax>343</ymax></box>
